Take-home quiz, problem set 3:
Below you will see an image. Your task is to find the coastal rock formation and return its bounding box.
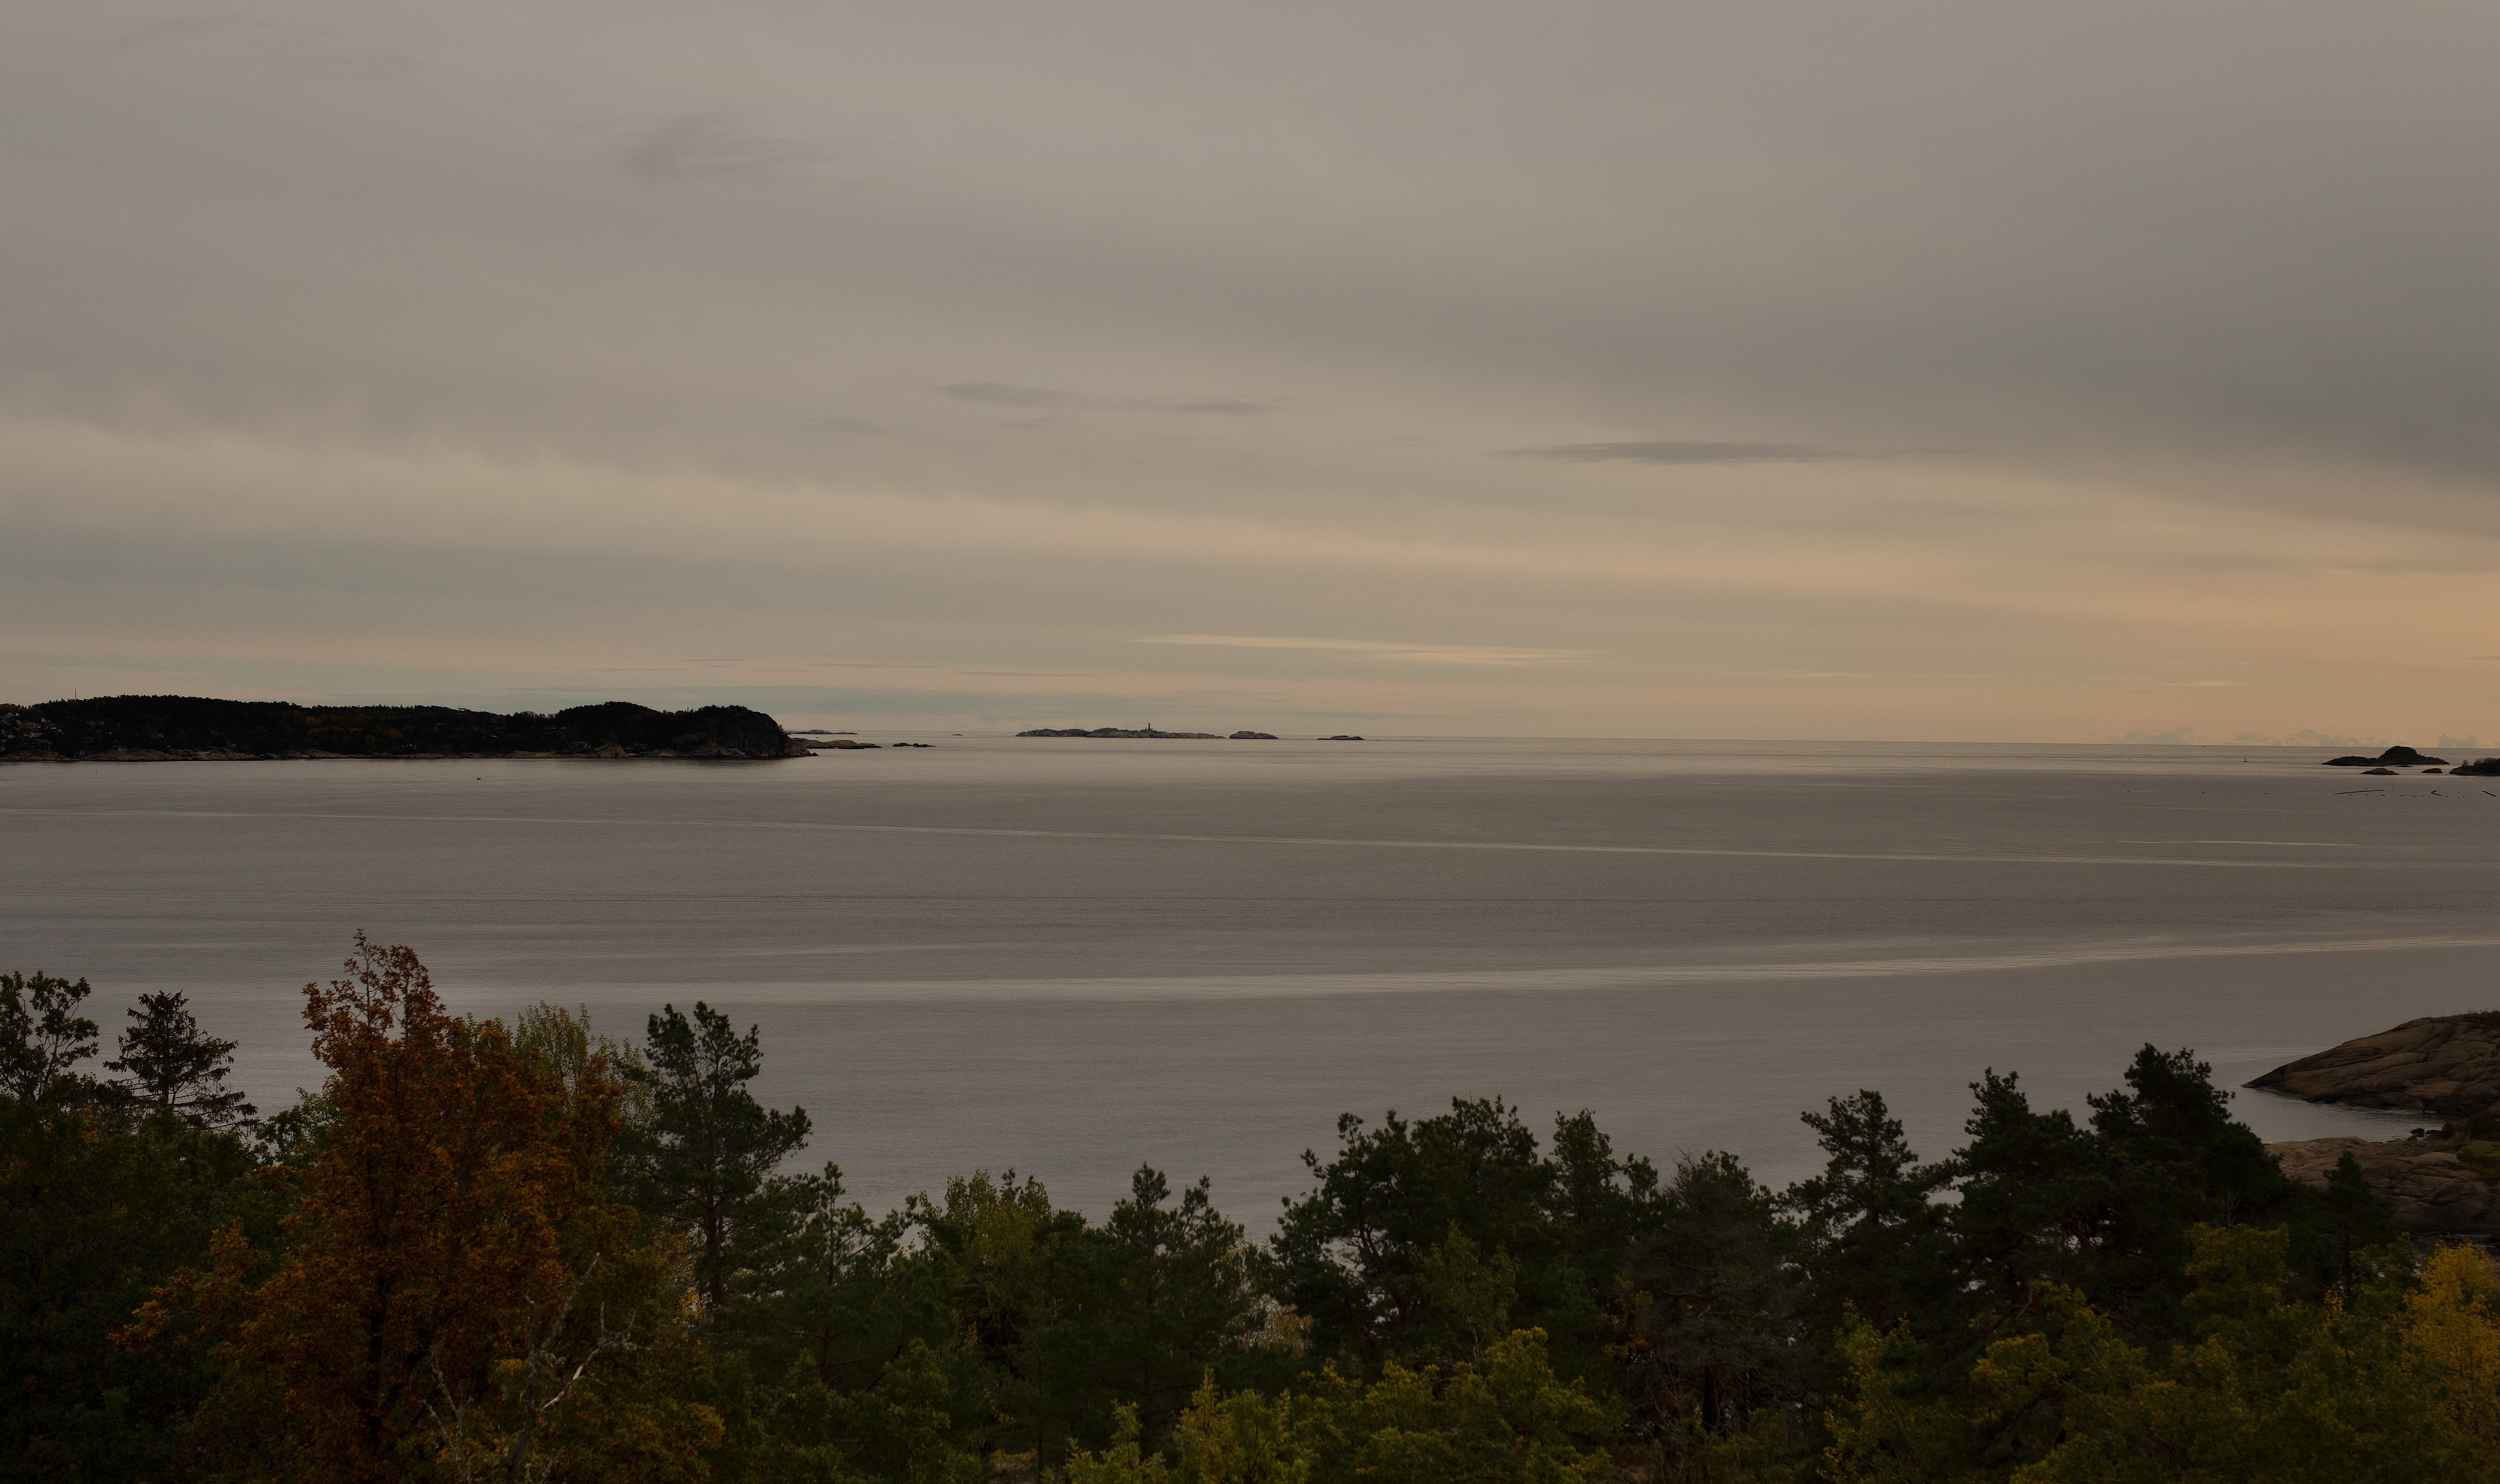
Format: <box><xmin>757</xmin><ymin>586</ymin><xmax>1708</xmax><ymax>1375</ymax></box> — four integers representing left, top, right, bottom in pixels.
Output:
<box><xmin>1230</xmin><ymin>731</ymin><xmax>1277</xmax><ymax>740</ymax></box>
<box><xmin>2453</xmin><ymin>758</ymin><xmax>2500</xmax><ymax>777</ymax></box>
<box><xmin>2247</xmin><ymin>1015</ymin><xmax>2500</xmax><ymax>1117</ymax></box>
<box><xmin>2269</xmin><ymin>1136</ymin><xmax>2500</xmax><ymax>1237</ymax></box>
<box><xmin>1016</xmin><ymin>726</ymin><xmax>1222</xmax><ymax>739</ymax></box>
<box><xmin>0</xmin><ymin>696</ymin><xmax>813</xmax><ymax>761</ymax></box>
<box><xmin>1318</xmin><ymin>735</ymin><xmax>1365</xmax><ymax>741</ymax></box>
<box><xmin>2323</xmin><ymin>745</ymin><xmax>2449</xmax><ymax>767</ymax></box>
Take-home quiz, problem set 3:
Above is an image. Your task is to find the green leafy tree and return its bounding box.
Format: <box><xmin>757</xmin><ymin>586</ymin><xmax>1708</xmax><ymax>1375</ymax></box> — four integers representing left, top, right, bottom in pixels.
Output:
<box><xmin>1169</xmin><ymin>1378</ymin><xmax>1310</xmax><ymax>1484</ymax></box>
<box><xmin>1295</xmin><ymin>1328</ymin><xmax>1614</xmax><ymax>1484</ymax></box>
<box><xmin>2317</xmin><ymin>1150</ymin><xmax>2400</xmax><ymax>1299</ymax></box>
<box><xmin>106</xmin><ymin>989</ymin><xmax>257</xmax><ymax>1129</ymax></box>
<box><xmin>1945</xmin><ymin>1070</ymin><xmax>2108</xmax><ymax>1318</ymax></box>
<box><xmin>909</xmin><ymin>1168</ymin><xmax>1084</xmax><ymax>1466</ymax></box>
<box><xmin>761</xmin><ymin>1338</ymin><xmax>984</xmax><ymax>1484</ymax></box>
<box><xmin>2088</xmin><ymin>1046</ymin><xmax>2289</xmax><ymax>1223</ymax></box>
<box><xmin>2024</xmin><ymin>1229</ymin><xmax>2435</xmax><ymax>1482</ymax></box>
<box><xmin>744</xmin><ymin>1162</ymin><xmax>950</xmax><ymax>1390</ymax></box>
<box><xmin>2081</xmin><ymin>1045</ymin><xmax>2298</xmax><ymax>1332</ymax></box>
<box><xmin>1780</xmin><ymin>1089</ymin><xmax>1952</xmax><ymax>1340</ymax></box>
<box><xmin>511</xmin><ymin>1001</ymin><xmax>651</xmax><ymax>1125</ymax></box>
<box><xmin>1405</xmin><ymin>1227</ymin><xmax>1523</xmax><ymax>1368</ymax></box>
<box><xmin>617</xmin><ymin>1000</ymin><xmax>813</xmax><ymax>1314</ymax></box>
<box><xmin>0</xmin><ymin>971</ymin><xmax>101</xmax><ymax>1106</ymax></box>
<box><xmin>1066</xmin><ymin>1403</ymin><xmax>1170</xmax><ymax>1484</ymax></box>
<box><xmin>1027</xmin><ymin>1165</ymin><xmax>1268</xmax><ymax>1448</ymax></box>
<box><xmin>0</xmin><ymin>1003</ymin><xmax>271</xmax><ymax>1478</ymax></box>
<box><xmin>1272</xmin><ymin>1100</ymin><xmax>1553</xmax><ymax>1368</ymax></box>
<box><xmin>1617</xmin><ymin>1151</ymin><xmax>1800</xmax><ymax>1459</ymax></box>
<box><xmin>1270</xmin><ymin>1099</ymin><xmax>1660</xmax><ymax>1378</ymax></box>
<box><xmin>1148</xmin><ymin>1330</ymin><xmax>1611</xmax><ymax>1484</ymax></box>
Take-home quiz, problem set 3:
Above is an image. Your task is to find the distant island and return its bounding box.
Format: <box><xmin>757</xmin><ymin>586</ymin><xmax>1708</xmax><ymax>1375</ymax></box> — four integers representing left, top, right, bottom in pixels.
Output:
<box><xmin>1018</xmin><ymin>726</ymin><xmax>1224</xmax><ymax>739</ymax></box>
<box><xmin>2322</xmin><ymin>745</ymin><xmax>2449</xmax><ymax>767</ymax></box>
<box><xmin>1014</xmin><ymin>726</ymin><xmax>1353</xmax><ymax>740</ymax></box>
<box><xmin>0</xmin><ymin>695</ymin><xmax>813</xmax><ymax>761</ymax></box>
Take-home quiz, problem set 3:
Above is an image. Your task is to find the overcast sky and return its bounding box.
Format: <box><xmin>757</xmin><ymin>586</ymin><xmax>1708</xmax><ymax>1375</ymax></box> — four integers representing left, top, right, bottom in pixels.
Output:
<box><xmin>7</xmin><ymin>2</ymin><xmax>2500</xmax><ymax>741</ymax></box>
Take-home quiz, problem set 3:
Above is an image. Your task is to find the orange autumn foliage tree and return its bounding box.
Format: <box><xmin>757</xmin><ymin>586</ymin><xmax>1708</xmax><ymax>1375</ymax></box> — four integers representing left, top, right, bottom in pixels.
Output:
<box><xmin>127</xmin><ymin>936</ymin><xmax>719</xmax><ymax>1482</ymax></box>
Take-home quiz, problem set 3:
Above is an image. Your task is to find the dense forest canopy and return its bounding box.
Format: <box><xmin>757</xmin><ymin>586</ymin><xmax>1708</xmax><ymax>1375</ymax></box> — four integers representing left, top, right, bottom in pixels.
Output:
<box><xmin>3</xmin><ymin>944</ymin><xmax>2494</xmax><ymax>1482</ymax></box>
<box><xmin>0</xmin><ymin>695</ymin><xmax>805</xmax><ymax>760</ymax></box>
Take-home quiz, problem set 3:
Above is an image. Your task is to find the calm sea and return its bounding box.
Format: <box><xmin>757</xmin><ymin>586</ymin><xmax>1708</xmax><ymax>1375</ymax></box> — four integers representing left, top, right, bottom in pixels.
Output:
<box><xmin>5</xmin><ymin>735</ymin><xmax>2488</xmax><ymax>1225</ymax></box>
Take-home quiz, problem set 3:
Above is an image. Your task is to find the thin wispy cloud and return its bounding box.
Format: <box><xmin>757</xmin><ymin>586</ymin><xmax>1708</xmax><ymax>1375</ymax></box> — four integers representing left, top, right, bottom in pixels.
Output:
<box><xmin>1143</xmin><ymin>635</ymin><xmax>1595</xmax><ymax>667</ymax></box>
<box><xmin>1750</xmin><ymin>670</ymin><xmax>2001</xmax><ymax>681</ymax></box>
<box><xmin>808</xmin><ymin>662</ymin><xmax>940</xmax><ymax>671</ymax></box>
<box><xmin>1498</xmin><ymin>441</ymin><xmax>1843</xmax><ymax>465</ymax></box>
<box><xmin>618</xmin><ymin>111</ymin><xmax>819</xmax><ymax>183</ymax></box>
<box><xmin>941</xmin><ymin>384</ymin><xmax>1272</xmax><ymax>416</ymax></box>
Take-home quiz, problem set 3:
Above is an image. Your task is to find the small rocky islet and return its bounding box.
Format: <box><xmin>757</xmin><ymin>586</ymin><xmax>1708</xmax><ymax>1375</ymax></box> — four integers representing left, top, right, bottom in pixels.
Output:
<box><xmin>2322</xmin><ymin>743</ymin><xmax>2500</xmax><ymax>775</ymax></box>
<box><xmin>1015</xmin><ymin>725</ymin><xmax>1355</xmax><ymax>740</ymax></box>
<box><xmin>2254</xmin><ymin>1014</ymin><xmax>2500</xmax><ymax>1238</ymax></box>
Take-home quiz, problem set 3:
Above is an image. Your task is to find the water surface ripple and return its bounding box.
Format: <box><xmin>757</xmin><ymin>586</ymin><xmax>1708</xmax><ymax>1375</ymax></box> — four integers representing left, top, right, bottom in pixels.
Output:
<box><xmin>3</xmin><ymin>735</ymin><xmax>2484</xmax><ymax>1221</ymax></box>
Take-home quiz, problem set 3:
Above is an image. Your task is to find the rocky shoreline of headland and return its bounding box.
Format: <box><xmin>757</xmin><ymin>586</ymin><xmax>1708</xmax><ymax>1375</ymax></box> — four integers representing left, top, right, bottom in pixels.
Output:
<box><xmin>2254</xmin><ymin>1014</ymin><xmax>2500</xmax><ymax>1238</ymax></box>
<box><xmin>2248</xmin><ymin>1015</ymin><xmax>2500</xmax><ymax>1116</ymax></box>
<box><xmin>0</xmin><ymin>696</ymin><xmax>815</xmax><ymax>761</ymax></box>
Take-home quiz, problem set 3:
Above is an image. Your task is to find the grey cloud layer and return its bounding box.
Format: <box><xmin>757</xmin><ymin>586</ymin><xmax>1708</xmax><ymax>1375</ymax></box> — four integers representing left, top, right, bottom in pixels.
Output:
<box><xmin>7</xmin><ymin>2</ymin><xmax>2500</xmax><ymax>737</ymax></box>
<box><xmin>12</xmin><ymin>2</ymin><xmax>2500</xmax><ymax>495</ymax></box>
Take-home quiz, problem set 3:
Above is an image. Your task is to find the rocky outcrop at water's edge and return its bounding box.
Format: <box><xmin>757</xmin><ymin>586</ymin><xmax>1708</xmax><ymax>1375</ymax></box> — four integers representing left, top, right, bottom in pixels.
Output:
<box><xmin>2253</xmin><ymin>1015</ymin><xmax>2500</xmax><ymax>1237</ymax></box>
<box><xmin>2269</xmin><ymin>1136</ymin><xmax>2500</xmax><ymax>1238</ymax></box>
<box><xmin>2247</xmin><ymin>1015</ymin><xmax>2500</xmax><ymax>1118</ymax></box>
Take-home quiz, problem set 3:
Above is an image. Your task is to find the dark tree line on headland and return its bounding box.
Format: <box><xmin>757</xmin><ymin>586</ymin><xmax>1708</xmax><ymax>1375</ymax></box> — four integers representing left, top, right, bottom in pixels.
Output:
<box><xmin>5</xmin><ymin>943</ymin><xmax>2497</xmax><ymax>1482</ymax></box>
<box><xmin>0</xmin><ymin>696</ymin><xmax>806</xmax><ymax>760</ymax></box>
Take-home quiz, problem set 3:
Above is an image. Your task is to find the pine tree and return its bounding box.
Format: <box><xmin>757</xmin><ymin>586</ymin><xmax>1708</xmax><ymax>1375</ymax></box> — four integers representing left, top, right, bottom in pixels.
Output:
<box><xmin>106</xmin><ymin>990</ymin><xmax>256</xmax><ymax>1129</ymax></box>
<box><xmin>617</xmin><ymin>1000</ymin><xmax>812</xmax><ymax>1314</ymax></box>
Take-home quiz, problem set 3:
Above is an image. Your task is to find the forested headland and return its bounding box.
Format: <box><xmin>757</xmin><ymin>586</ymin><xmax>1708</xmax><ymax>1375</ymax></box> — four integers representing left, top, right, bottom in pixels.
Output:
<box><xmin>5</xmin><ymin>942</ymin><xmax>2497</xmax><ymax>1482</ymax></box>
<box><xmin>0</xmin><ymin>696</ymin><xmax>808</xmax><ymax>761</ymax></box>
